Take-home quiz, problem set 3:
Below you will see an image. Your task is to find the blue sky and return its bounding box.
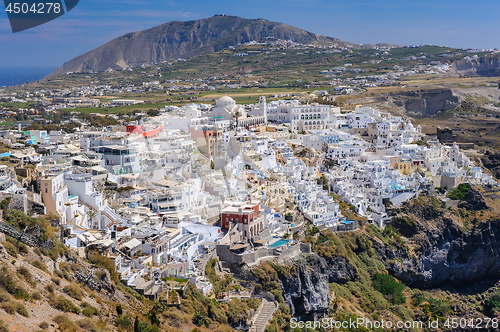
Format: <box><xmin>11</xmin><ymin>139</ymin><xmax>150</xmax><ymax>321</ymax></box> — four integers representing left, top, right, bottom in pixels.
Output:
<box><xmin>0</xmin><ymin>0</ymin><xmax>499</xmax><ymax>68</ymax></box>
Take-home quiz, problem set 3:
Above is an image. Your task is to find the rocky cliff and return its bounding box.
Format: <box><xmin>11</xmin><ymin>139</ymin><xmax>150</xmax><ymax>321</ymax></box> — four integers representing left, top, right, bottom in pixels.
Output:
<box><xmin>387</xmin><ymin>88</ymin><xmax>461</xmax><ymax>118</ymax></box>
<box><xmin>278</xmin><ymin>255</ymin><xmax>331</xmax><ymax>320</ymax></box>
<box><xmin>481</xmin><ymin>151</ymin><xmax>500</xmax><ymax>180</ymax></box>
<box><xmin>323</xmin><ymin>254</ymin><xmax>357</xmax><ymax>284</ymax></box>
<box><xmin>451</xmin><ymin>54</ymin><xmax>500</xmax><ymax>77</ymax></box>
<box><xmin>379</xmin><ymin>192</ymin><xmax>500</xmax><ymax>289</ymax></box>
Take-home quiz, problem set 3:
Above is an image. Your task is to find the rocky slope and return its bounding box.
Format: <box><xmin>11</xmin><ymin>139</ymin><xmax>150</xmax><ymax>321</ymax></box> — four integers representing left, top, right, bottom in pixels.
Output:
<box><xmin>451</xmin><ymin>54</ymin><xmax>500</xmax><ymax>77</ymax></box>
<box><xmin>482</xmin><ymin>151</ymin><xmax>500</xmax><ymax>180</ymax></box>
<box><xmin>237</xmin><ymin>189</ymin><xmax>500</xmax><ymax>331</ymax></box>
<box><xmin>48</xmin><ymin>15</ymin><xmax>395</xmax><ymax>77</ymax></box>
<box><xmin>278</xmin><ymin>255</ymin><xmax>331</xmax><ymax>320</ymax></box>
<box><xmin>0</xmin><ymin>209</ymin><xmax>245</xmax><ymax>332</ymax></box>
<box><xmin>342</xmin><ymin>87</ymin><xmax>462</xmax><ymax>118</ymax></box>
<box><xmin>0</xmin><ymin>237</ymin><xmax>138</xmax><ymax>332</ymax></box>
<box><xmin>381</xmin><ymin>191</ymin><xmax>500</xmax><ymax>289</ymax></box>
<box><xmin>386</xmin><ymin>88</ymin><xmax>461</xmax><ymax>118</ymax></box>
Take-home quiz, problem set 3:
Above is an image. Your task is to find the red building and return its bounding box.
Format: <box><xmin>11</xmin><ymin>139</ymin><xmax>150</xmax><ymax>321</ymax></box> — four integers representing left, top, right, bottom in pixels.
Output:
<box><xmin>126</xmin><ymin>125</ymin><xmax>163</xmax><ymax>138</ymax></box>
<box><xmin>221</xmin><ymin>201</ymin><xmax>264</xmax><ymax>240</ymax></box>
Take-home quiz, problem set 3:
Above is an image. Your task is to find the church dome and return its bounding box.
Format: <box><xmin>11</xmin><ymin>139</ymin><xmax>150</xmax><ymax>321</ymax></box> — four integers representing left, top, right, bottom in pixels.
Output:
<box><xmin>404</xmin><ymin>121</ymin><xmax>415</xmax><ymax>131</ymax></box>
<box><xmin>216</xmin><ymin>95</ymin><xmax>236</xmax><ymax>108</ymax></box>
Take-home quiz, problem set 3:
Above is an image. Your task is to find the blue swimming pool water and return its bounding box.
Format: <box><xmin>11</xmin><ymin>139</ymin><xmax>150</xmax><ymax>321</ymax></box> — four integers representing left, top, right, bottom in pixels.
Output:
<box><xmin>269</xmin><ymin>239</ymin><xmax>290</xmax><ymax>248</ymax></box>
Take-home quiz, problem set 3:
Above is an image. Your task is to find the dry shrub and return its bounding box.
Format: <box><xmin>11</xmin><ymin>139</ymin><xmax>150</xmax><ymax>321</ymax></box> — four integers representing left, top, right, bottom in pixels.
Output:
<box><xmin>53</xmin><ymin>315</ymin><xmax>78</xmax><ymax>332</ymax></box>
<box><xmin>53</xmin><ymin>296</ymin><xmax>80</xmax><ymax>314</ymax></box>
<box><xmin>1</xmin><ymin>242</ymin><xmax>16</xmax><ymax>258</ymax></box>
<box><xmin>0</xmin><ymin>289</ymin><xmax>10</xmax><ymax>303</ymax></box>
<box><xmin>31</xmin><ymin>292</ymin><xmax>42</xmax><ymax>301</ymax></box>
<box><xmin>17</xmin><ymin>243</ymin><xmax>28</xmax><ymax>255</ymax></box>
<box><xmin>0</xmin><ymin>301</ymin><xmax>16</xmax><ymax>314</ymax></box>
<box><xmin>0</xmin><ymin>320</ymin><xmax>8</xmax><ymax>332</ymax></box>
<box><xmin>30</xmin><ymin>260</ymin><xmax>49</xmax><ymax>274</ymax></box>
<box><xmin>164</xmin><ymin>308</ymin><xmax>190</xmax><ymax>327</ymax></box>
<box><xmin>51</xmin><ymin>276</ymin><xmax>60</xmax><ymax>286</ymax></box>
<box><xmin>0</xmin><ymin>301</ymin><xmax>28</xmax><ymax>317</ymax></box>
<box><xmin>17</xmin><ymin>266</ymin><xmax>34</xmax><ymax>287</ymax></box>
<box><xmin>63</xmin><ymin>283</ymin><xmax>83</xmax><ymax>301</ymax></box>
<box><xmin>77</xmin><ymin>318</ymin><xmax>107</xmax><ymax>332</ymax></box>
<box><xmin>81</xmin><ymin>302</ymin><xmax>99</xmax><ymax>317</ymax></box>
<box><xmin>45</xmin><ymin>283</ymin><xmax>55</xmax><ymax>293</ymax></box>
<box><xmin>0</xmin><ymin>267</ymin><xmax>30</xmax><ymax>300</ymax></box>
<box><xmin>15</xmin><ymin>302</ymin><xmax>28</xmax><ymax>317</ymax></box>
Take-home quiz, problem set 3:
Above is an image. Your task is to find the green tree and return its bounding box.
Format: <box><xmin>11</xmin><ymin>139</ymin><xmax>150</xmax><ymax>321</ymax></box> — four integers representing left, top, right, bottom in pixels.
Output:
<box><xmin>134</xmin><ymin>316</ymin><xmax>140</xmax><ymax>332</ymax></box>
<box><xmin>372</xmin><ymin>273</ymin><xmax>405</xmax><ymax>305</ymax></box>
<box><xmin>147</xmin><ymin>109</ymin><xmax>160</xmax><ymax>117</ymax></box>
<box><xmin>116</xmin><ymin>304</ymin><xmax>123</xmax><ymax>316</ymax></box>
<box><xmin>149</xmin><ymin>310</ymin><xmax>160</xmax><ymax>326</ymax></box>
<box><xmin>86</xmin><ymin>210</ymin><xmax>97</xmax><ymax>228</ymax></box>
<box><xmin>192</xmin><ymin>311</ymin><xmax>209</xmax><ymax>327</ymax></box>
<box><xmin>233</xmin><ymin>111</ymin><xmax>241</xmax><ymax>130</ymax></box>
<box><xmin>484</xmin><ymin>291</ymin><xmax>500</xmax><ymax>316</ymax></box>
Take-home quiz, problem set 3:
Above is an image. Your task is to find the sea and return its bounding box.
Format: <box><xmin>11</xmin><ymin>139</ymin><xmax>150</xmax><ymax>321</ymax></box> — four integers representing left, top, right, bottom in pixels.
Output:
<box><xmin>0</xmin><ymin>67</ymin><xmax>57</xmax><ymax>87</ymax></box>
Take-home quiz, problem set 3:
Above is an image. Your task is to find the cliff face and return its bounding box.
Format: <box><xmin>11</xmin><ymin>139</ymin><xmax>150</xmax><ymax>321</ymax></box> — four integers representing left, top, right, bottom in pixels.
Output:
<box><xmin>481</xmin><ymin>152</ymin><xmax>500</xmax><ymax>180</ymax></box>
<box><xmin>379</xmin><ymin>193</ymin><xmax>500</xmax><ymax>289</ymax></box>
<box><xmin>452</xmin><ymin>54</ymin><xmax>500</xmax><ymax>77</ymax></box>
<box><xmin>323</xmin><ymin>254</ymin><xmax>357</xmax><ymax>284</ymax></box>
<box><xmin>387</xmin><ymin>88</ymin><xmax>461</xmax><ymax>118</ymax></box>
<box><xmin>376</xmin><ymin>219</ymin><xmax>500</xmax><ymax>288</ymax></box>
<box><xmin>279</xmin><ymin>255</ymin><xmax>331</xmax><ymax>320</ymax></box>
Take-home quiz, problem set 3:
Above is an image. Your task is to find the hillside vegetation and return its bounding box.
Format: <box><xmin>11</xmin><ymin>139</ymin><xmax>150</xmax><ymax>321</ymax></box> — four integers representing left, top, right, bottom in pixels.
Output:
<box><xmin>0</xmin><ymin>207</ymin><xmax>248</xmax><ymax>332</ymax></box>
<box><xmin>212</xmin><ymin>188</ymin><xmax>500</xmax><ymax>332</ymax></box>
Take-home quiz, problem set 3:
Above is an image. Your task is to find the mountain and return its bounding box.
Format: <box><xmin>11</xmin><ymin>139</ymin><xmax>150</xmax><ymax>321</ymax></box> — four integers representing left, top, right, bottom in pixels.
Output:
<box><xmin>48</xmin><ymin>15</ymin><xmax>394</xmax><ymax>77</ymax></box>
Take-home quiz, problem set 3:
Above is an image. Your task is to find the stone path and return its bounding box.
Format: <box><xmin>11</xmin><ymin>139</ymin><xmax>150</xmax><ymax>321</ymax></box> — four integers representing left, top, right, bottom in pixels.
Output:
<box><xmin>249</xmin><ymin>298</ymin><xmax>278</xmax><ymax>332</ymax></box>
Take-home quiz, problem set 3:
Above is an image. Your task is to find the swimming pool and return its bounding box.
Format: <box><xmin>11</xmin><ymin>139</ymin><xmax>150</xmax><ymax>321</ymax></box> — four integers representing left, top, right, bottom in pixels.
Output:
<box><xmin>269</xmin><ymin>239</ymin><xmax>290</xmax><ymax>248</ymax></box>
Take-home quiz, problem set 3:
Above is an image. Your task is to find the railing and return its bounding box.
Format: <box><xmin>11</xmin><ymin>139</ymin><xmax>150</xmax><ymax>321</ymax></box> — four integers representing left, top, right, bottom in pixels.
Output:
<box><xmin>103</xmin><ymin>205</ymin><xmax>121</xmax><ymax>221</ymax></box>
<box><xmin>199</xmin><ymin>249</ymin><xmax>216</xmax><ymax>278</ymax></box>
<box><xmin>0</xmin><ymin>223</ymin><xmax>37</xmax><ymax>247</ymax></box>
<box><xmin>76</xmin><ymin>269</ymin><xmax>100</xmax><ymax>291</ymax></box>
<box><xmin>251</xmin><ymin>299</ymin><xmax>279</xmax><ymax>332</ymax></box>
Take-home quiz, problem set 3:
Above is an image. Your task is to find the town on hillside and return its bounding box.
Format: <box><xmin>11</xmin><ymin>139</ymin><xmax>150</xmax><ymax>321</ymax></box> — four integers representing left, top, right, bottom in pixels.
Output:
<box><xmin>0</xmin><ymin>93</ymin><xmax>496</xmax><ymax>302</ymax></box>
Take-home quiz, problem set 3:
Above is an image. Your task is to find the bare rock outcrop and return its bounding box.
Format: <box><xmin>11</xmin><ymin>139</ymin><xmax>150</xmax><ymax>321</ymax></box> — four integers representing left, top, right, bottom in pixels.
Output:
<box><xmin>95</xmin><ymin>268</ymin><xmax>115</xmax><ymax>294</ymax></box>
<box><xmin>458</xmin><ymin>189</ymin><xmax>488</xmax><ymax>211</ymax></box>
<box><xmin>279</xmin><ymin>255</ymin><xmax>331</xmax><ymax>320</ymax></box>
<box><xmin>452</xmin><ymin>54</ymin><xmax>500</xmax><ymax>77</ymax></box>
<box><xmin>386</xmin><ymin>88</ymin><xmax>461</xmax><ymax>118</ymax></box>
<box><xmin>377</xmin><ymin>192</ymin><xmax>500</xmax><ymax>289</ymax></box>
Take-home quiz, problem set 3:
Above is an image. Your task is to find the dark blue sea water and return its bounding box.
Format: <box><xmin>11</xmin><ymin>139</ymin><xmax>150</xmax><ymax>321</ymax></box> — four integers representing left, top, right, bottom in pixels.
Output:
<box><xmin>0</xmin><ymin>67</ymin><xmax>57</xmax><ymax>87</ymax></box>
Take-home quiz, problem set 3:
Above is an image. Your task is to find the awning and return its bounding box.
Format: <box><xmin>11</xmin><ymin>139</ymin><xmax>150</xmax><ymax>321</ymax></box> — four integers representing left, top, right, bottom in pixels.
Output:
<box><xmin>230</xmin><ymin>243</ymin><xmax>249</xmax><ymax>250</ymax></box>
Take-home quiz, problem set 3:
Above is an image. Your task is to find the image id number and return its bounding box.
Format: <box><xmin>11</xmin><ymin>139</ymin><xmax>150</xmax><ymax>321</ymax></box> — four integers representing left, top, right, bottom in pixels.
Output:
<box><xmin>5</xmin><ymin>2</ymin><xmax>61</xmax><ymax>14</ymax></box>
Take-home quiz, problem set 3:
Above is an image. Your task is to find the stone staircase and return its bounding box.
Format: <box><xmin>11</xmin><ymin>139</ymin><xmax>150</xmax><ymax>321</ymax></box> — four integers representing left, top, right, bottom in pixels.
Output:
<box><xmin>249</xmin><ymin>299</ymin><xmax>278</xmax><ymax>332</ymax></box>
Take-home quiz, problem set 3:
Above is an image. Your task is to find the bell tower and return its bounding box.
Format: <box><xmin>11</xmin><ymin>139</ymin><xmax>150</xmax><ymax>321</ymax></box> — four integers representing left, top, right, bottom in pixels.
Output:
<box><xmin>259</xmin><ymin>96</ymin><xmax>267</xmax><ymax>123</ymax></box>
